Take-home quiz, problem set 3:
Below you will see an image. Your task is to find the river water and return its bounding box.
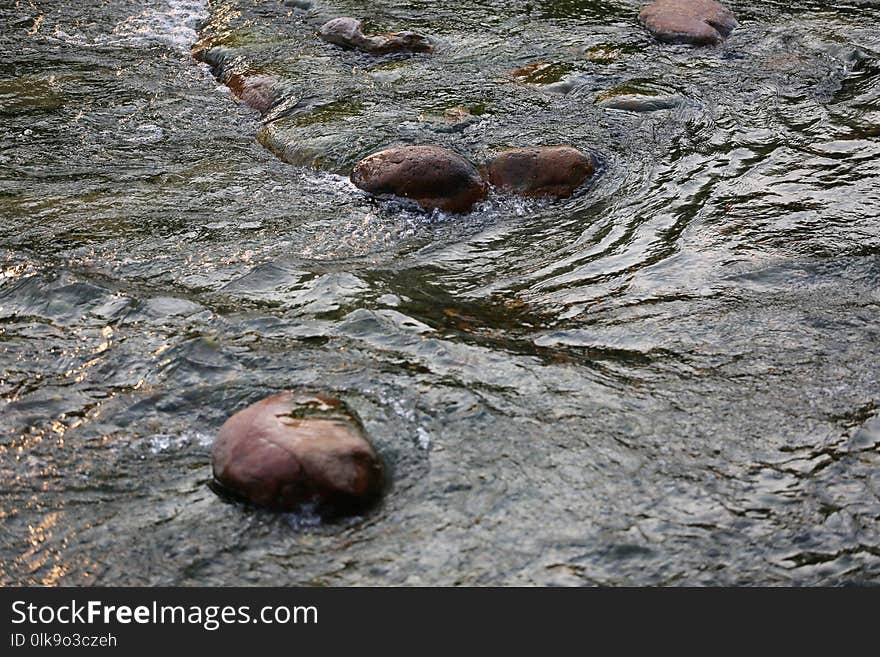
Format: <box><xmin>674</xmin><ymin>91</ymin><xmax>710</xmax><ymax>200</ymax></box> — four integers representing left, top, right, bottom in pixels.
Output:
<box><xmin>1</xmin><ymin>0</ymin><xmax>879</xmax><ymax>585</ymax></box>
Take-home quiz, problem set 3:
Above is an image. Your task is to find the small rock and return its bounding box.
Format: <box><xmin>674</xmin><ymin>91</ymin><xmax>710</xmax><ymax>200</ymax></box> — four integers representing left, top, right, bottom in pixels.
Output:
<box><xmin>596</xmin><ymin>86</ymin><xmax>682</xmax><ymax>112</ymax></box>
<box><xmin>639</xmin><ymin>0</ymin><xmax>738</xmax><ymax>46</ymax></box>
<box><xmin>224</xmin><ymin>73</ymin><xmax>279</xmax><ymax>115</ymax></box>
<box><xmin>584</xmin><ymin>45</ymin><xmax>622</xmax><ymax>64</ymax></box>
<box><xmin>443</xmin><ymin>107</ymin><xmax>474</xmax><ymax>123</ymax></box>
<box><xmin>511</xmin><ymin>61</ymin><xmax>575</xmax><ymax>85</ymax></box>
<box><xmin>597</xmin><ymin>94</ymin><xmax>681</xmax><ymax>111</ymax></box>
<box><xmin>319</xmin><ymin>17</ymin><xmax>432</xmax><ymax>55</ymax></box>
<box><xmin>417</xmin><ymin>106</ymin><xmax>480</xmax><ymax>133</ymax></box>
<box><xmin>484</xmin><ymin>146</ymin><xmax>596</xmax><ymax>199</ymax></box>
<box><xmin>212</xmin><ymin>392</ymin><xmax>384</xmax><ymax>516</ymax></box>
<box><xmin>351</xmin><ymin>145</ymin><xmax>488</xmax><ymax>213</ymax></box>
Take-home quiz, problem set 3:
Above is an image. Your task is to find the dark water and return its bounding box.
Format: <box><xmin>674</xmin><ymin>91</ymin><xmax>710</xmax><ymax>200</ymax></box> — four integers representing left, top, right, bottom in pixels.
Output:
<box><xmin>1</xmin><ymin>0</ymin><xmax>879</xmax><ymax>585</ymax></box>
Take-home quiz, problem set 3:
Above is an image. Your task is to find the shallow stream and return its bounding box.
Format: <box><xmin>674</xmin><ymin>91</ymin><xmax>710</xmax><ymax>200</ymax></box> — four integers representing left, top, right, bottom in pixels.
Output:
<box><xmin>1</xmin><ymin>0</ymin><xmax>879</xmax><ymax>585</ymax></box>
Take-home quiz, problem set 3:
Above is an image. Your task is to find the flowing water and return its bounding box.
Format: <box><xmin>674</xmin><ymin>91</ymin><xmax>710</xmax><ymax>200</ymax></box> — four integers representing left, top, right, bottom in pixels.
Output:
<box><xmin>1</xmin><ymin>0</ymin><xmax>879</xmax><ymax>585</ymax></box>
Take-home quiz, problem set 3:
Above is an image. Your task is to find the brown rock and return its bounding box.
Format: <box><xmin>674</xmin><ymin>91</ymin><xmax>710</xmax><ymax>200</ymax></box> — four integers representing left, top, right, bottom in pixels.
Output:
<box><xmin>484</xmin><ymin>146</ymin><xmax>596</xmax><ymax>199</ymax></box>
<box><xmin>224</xmin><ymin>73</ymin><xmax>279</xmax><ymax>115</ymax></box>
<box><xmin>511</xmin><ymin>61</ymin><xmax>574</xmax><ymax>86</ymax></box>
<box><xmin>351</xmin><ymin>145</ymin><xmax>488</xmax><ymax>213</ymax></box>
<box><xmin>639</xmin><ymin>0</ymin><xmax>738</xmax><ymax>46</ymax></box>
<box><xmin>319</xmin><ymin>17</ymin><xmax>432</xmax><ymax>55</ymax></box>
<box><xmin>212</xmin><ymin>392</ymin><xmax>384</xmax><ymax>516</ymax></box>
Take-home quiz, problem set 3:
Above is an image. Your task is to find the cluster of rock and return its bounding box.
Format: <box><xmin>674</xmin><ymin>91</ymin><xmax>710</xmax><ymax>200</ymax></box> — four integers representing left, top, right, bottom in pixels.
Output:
<box><xmin>314</xmin><ymin>17</ymin><xmax>604</xmax><ymax>212</ymax></box>
<box><xmin>351</xmin><ymin>145</ymin><xmax>597</xmax><ymax>213</ymax></box>
<box><xmin>194</xmin><ymin>2</ymin><xmax>738</xmax><ymax>219</ymax></box>
<box><xmin>207</xmin><ymin>0</ymin><xmax>739</xmax><ymax>516</ymax></box>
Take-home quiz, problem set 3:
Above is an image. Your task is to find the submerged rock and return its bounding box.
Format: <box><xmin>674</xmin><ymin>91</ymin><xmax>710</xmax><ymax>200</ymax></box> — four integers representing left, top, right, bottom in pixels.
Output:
<box><xmin>212</xmin><ymin>392</ymin><xmax>384</xmax><ymax>516</ymax></box>
<box><xmin>351</xmin><ymin>145</ymin><xmax>488</xmax><ymax>213</ymax></box>
<box><xmin>597</xmin><ymin>93</ymin><xmax>681</xmax><ymax>112</ymax></box>
<box><xmin>0</xmin><ymin>77</ymin><xmax>64</xmax><ymax>114</ymax></box>
<box><xmin>596</xmin><ymin>86</ymin><xmax>683</xmax><ymax>112</ymax></box>
<box><xmin>484</xmin><ymin>146</ymin><xmax>596</xmax><ymax>199</ymax></box>
<box><xmin>639</xmin><ymin>0</ymin><xmax>738</xmax><ymax>46</ymax></box>
<box><xmin>224</xmin><ymin>73</ymin><xmax>279</xmax><ymax>115</ymax></box>
<box><xmin>511</xmin><ymin>61</ymin><xmax>575</xmax><ymax>86</ymax></box>
<box><xmin>417</xmin><ymin>106</ymin><xmax>481</xmax><ymax>133</ymax></box>
<box><xmin>319</xmin><ymin>17</ymin><xmax>433</xmax><ymax>55</ymax></box>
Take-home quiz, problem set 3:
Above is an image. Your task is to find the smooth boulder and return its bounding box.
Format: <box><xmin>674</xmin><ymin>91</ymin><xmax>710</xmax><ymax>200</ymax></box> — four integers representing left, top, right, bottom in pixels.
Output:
<box><xmin>484</xmin><ymin>146</ymin><xmax>596</xmax><ymax>199</ymax></box>
<box><xmin>319</xmin><ymin>17</ymin><xmax>432</xmax><ymax>55</ymax></box>
<box><xmin>212</xmin><ymin>392</ymin><xmax>384</xmax><ymax>516</ymax></box>
<box><xmin>639</xmin><ymin>0</ymin><xmax>738</xmax><ymax>46</ymax></box>
<box><xmin>351</xmin><ymin>146</ymin><xmax>488</xmax><ymax>213</ymax></box>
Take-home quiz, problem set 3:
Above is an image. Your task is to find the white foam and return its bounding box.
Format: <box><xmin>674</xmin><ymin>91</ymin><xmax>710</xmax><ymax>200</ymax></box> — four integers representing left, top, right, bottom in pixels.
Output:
<box><xmin>416</xmin><ymin>427</ymin><xmax>431</xmax><ymax>450</ymax></box>
<box><xmin>111</xmin><ymin>0</ymin><xmax>207</xmax><ymax>48</ymax></box>
<box><xmin>147</xmin><ymin>430</ymin><xmax>213</xmax><ymax>453</ymax></box>
<box><xmin>52</xmin><ymin>0</ymin><xmax>207</xmax><ymax>51</ymax></box>
<box><xmin>283</xmin><ymin>504</ymin><xmax>323</xmax><ymax>529</ymax></box>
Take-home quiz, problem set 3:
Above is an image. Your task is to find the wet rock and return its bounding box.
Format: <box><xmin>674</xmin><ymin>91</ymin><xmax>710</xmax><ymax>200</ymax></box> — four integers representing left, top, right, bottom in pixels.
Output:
<box><xmin>511</xmin><ymin>64</ymin><xmax>584</xmax><ymax>95</ymax></box>
<box><xmin>597</xmin><ymin>94</ymin><xmax>681</xmax><ymax>111</ymax></box>
<box><xmin>417</xmin><ymin>106</ymin><xmax>480</xmax><ymax>133</ymax></box>
<box><xmin>351</xmin><ymin>146</ymin><xmax>488</xmax><ymax>213</ymax></box>
<box><xmin>584</xmin><ymin>45</ymin><xmax>623</xmax><ymax>64</ymax></box>
<box><xmin>0</xmin><ymin>77</ymin><xmax>64</xmax><ymax>114</ymax></box>
<box><xmin>191</xmin><ymin>43</ymin><xmax>232</xmax><ymax>74</ymax></box>
<box><xmin>639</xmin><ymin>0</ymin><xmax>738</xmax><ymax>46</ymax></box>
<box><xmin>484</xmin><ymin>146</ymin><xmax>596</xmax><ymax>199</ymax></box>
<box><xmin>596</xmin><ymin>87</ymin><xmax>682</xmax><ymax>112</ymax></box>
<box><xmin>367</xmin><ymin>59</ymin><xmax>413</xmax><ymax>85</ymax></box>
<box><xmin>212</xmin><ymin>392</ymin><xmax>384</xmax><ymax>516</ymax></box>
<box><xmin>512</xmin><ymin>62</ymin><xmax>574</xmax><ymax>85</ymax></box>
<box><xmin>511</xmin><ymin>62</ymin><xmax>581</xmax><ymax>94</ymax></box>
<box><xmin>256</xmin><ymin>100</ymin><xmax>376</xmax><ymax>174</ymax></box>
<box><xmin>224</xmin><ymin>73</ymin><xmax>279</xmax><ymax>115</ymax></box>
<box><xmin>441</xmin><ymin>107</ymin><xmax>473</xmax><ymax>123</ymax></box>
<box><xmin>257</xmin><ymin>126</ymin><xmax>353</xmax><ymax>172</ymax></box>
<box><xmin>319</xmin><ymin>17</ymin><xmax>433</xmax><ymax>55</ymax></box>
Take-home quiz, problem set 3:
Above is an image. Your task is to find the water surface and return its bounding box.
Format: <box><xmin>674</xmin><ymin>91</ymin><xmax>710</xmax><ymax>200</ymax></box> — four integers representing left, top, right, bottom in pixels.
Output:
<box><xmin>1</xmin><ymin>0</ymin><xmax>879</xmax><ymax>585</ymax></box>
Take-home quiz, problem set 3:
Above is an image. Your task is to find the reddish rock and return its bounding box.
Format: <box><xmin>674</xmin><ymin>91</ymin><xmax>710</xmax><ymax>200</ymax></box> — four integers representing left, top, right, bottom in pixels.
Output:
<box><xmin>224</xmin><ymin>73</ymin><xmax>279</xmax><ymax>115</ymax></box>
<box><xmin>351</xmin><ymin>146</ymin><xmax>488</xmax><ymax>213</ymax></box>
<box><xmin>319</xmin><ymin>17</ymin><xmax>433</xmax><ymax>55</ymax></box>
<box><xmin>212</xmin><ymin>392</ymin><xmax>384</xmax><ymax>516</ymax></box>
<box><xmin>639</xmin><ymin>0</ymin><xmax>738</xmax><ymax>46</ymax></box>
<box><xmin>484</xmin><ymin>146</ymin><xmax>596</xmax><ymax>199</ymax></box>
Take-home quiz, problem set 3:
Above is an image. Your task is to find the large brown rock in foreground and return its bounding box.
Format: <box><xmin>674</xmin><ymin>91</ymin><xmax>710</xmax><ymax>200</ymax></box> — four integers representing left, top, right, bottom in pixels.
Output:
<box><xmin>639</xmin><ymin>0</ymin><xmax>738</xmax><ymax>46</ymax></box>
<box><xmin>319</xmin><ymin>17</ymin><xmax>433</xmax><ymax>55</ymax></box>
<box><xmin>351</xmin><ymin>146</ymin><xmax>488</xmax><ymax>213</ymax></box>
<box><xmin>212</xmin><ymin>392</ymin><xmax>383</xmax><ymax>516</ymax></box>
<box><xmin>484</xmin><ymin>146</ymin><xmax>596</xmax><ymax>199</ymax></box>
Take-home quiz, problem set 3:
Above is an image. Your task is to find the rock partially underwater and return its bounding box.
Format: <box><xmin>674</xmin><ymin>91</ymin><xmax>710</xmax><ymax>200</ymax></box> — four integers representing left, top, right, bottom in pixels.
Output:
<box><xmin>351</xmin><ymin>145</ymin><xmax>488</xmax><ymax>213</ymax></box>
<box><xmin>319</xmin><ymin>17</ymin><xmax>433</xmax><ymax>55</ymax></box>
<box><xmin>595</xmin><ymin>84</ymin><xmax>683</xmax><ymax>112</ymax></box>
<box><xmin>484</xmin><ymin>146</ymin><xmax>596</xmax><ymax>199</ymax></box>
<box><xmin>212</xmin><ymin>392</ymin><xmax>384</xmax><ymax>517</ymax></box>
<box><xmin>224</xmin><ymin>73</ymin><xmax>280</xmax><ymax>115</ymax></box>
<box><xmin>639</xmin><ymin>0</ymin><xmax>738</xmax><ymax>46</ymax></box>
